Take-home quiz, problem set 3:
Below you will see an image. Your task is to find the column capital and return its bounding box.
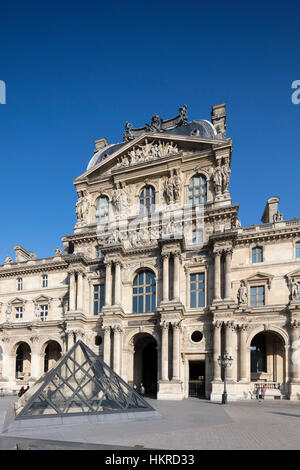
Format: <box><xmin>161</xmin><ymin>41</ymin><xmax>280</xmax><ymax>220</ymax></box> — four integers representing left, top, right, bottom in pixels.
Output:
<box><xmin>213</xmin><ymin>320</ymin><xmax>222</xmax><ymax>329</ymax></box>
<box><xmin>225</xmin><ymin>320</ymin><xmax>236</xmax><ymax>331</ymax></box>
<box><xmin>160</xmin><ymin>320</ymin><xmax>170</xmax><ymax>329</ymax></box>
<box><xmin>238</xmin><ymin>323</ymin><xmax>249</xmax><ymax>332</ymax></box>
<box><xmin>172</xmin><ymin>320</ymin><xmax>183</xmax><ymax>329</ymax></box>
<box><xmin>112</xmin><ymin>324</ymin><xmax>123</xmax><ymax>333</ymax></box>
<box><xmin>162</xmin><ymin>252</ymin><xmax>170</xmax><ymax>260</ymax></box>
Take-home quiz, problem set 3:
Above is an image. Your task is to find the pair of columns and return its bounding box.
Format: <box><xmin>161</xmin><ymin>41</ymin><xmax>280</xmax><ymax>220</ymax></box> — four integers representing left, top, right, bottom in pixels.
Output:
<box><xmin>213</xmin><ymin>321</ymin><xmax>247</xmax><ymax>382</ymax></box>
<box><xmin>69</xmin><ymin>270</ymin><xmax>85</xmax><ymax>311</ymax></box>
<box><xmin>162</xmin><ymin>252</ymin><xmax>181</xmax><ymax>302</ymax></box>
<box><xmin>103</xmin><ymin>325</ymin><xmax>123</xmax><ymax>375</ymax></box>
<box><xmin>161</xmin><ymin>321</ymin><xmax>181</xmax><ymax>381</ymax></box>
<box><xmin>104</xmin><ymin>260</ymin><xmax>122</xmax><ymax>306</ymax></box>
<box><xmin>213</xmin><ymin>248</ymin><xmax>233</xmax><ymax>301</ymax></box>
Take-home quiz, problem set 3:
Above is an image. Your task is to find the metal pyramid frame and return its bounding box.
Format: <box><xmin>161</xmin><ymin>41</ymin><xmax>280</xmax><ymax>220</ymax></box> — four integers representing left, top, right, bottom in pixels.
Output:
<box><xmin>16</xmin><ymin>340</ymin><xmax>154</xmax><ymax>419</ymax></box>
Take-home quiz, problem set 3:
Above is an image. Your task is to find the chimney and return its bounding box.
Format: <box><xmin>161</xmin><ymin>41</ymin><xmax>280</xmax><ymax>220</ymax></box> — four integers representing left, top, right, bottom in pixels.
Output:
<box><xmin>94</xmin><ymin>137</ymin><xmax>109</xmax><ymax>154</ymax></box>
<box><xmin>261</xmin><ymin>197</ymin><xmax>281</xmax><ymax>223</ymax></box>
<box><xmin>211</xmin><ymin>103</ymin><xmax>226</xmax><ymax>138</ymax></box>
<box><xmin>13</xmin><ymin>245</ymin><xmax>31</xmax><ymax>262</ymax></box>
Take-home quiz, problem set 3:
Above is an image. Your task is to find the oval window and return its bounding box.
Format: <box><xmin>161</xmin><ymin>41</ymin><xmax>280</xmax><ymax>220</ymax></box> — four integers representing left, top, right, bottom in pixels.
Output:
<box><xmin>191</xmin><ymin>331</ymin><xmax>203</xmax><ymax>343</ymax></box>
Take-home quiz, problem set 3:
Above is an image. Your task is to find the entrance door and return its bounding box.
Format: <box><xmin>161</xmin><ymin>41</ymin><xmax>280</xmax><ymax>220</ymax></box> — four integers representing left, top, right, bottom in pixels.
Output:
<box><xmin>189</xmin><ymin>361</ymin><xmax>205</xmax><ymax>398</ymax></box>
<box><xmin>133</xmin><ymin>333</ymin><xmax>158</xmax><ymax>397</ymax></box>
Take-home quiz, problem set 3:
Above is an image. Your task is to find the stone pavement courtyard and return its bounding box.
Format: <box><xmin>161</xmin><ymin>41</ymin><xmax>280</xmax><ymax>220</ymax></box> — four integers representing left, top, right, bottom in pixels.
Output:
<box><xmin>1</xmin><ymin>395</ymin><xmax>300</xmax><ymax>450</ymax></box>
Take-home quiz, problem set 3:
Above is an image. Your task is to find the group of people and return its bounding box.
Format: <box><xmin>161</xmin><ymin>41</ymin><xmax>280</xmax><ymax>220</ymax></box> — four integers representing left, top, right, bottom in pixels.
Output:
<box><xmin>255</xmin><ymin>385</ymin><xmax>266</xmax><ymax>401</ymax></box>
<box><xmin>18</xmin><ymin>385</ymin><xmax>29</xmax><ymax>398</ymax></box>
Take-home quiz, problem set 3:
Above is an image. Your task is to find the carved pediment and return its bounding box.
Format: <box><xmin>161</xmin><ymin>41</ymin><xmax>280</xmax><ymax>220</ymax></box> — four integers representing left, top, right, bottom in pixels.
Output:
<box><xmin>244</xmin><ymin>272</ymin><xmax>274</xmax><ymax>289</ymax></box>
<box><xmin>286</xmin><ymin>269</ymin><xmax>300</xmax><ymax>282</ymax></box>
<box><xmin>33</xmin><ymin>295</ymin><xmax>52</xmax><ymax>304</ymax></box>
<box><xmin>10</xmin><ymin>297</ymin><xmax>25</xmax><ymax>305</ymax></box>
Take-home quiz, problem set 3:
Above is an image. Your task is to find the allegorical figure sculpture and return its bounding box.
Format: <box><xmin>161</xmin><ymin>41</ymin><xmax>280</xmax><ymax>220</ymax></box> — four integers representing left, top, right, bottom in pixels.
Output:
<box><xmin>212</xmin><ymin>160</ymin><xmax>223</xmax><ymax>197</ymax></box>
<box><xmin>76</xmin><ymin>193</ymin><xmax>89</xmax><ymax>223</ymax></box>
<box><xmin>237</xmin><ymin>281</ymin><xmax>248</xmax><ymax>305</ymax></box>
<box><xmin>290</xmin><ymin>279</ymin><xmax>300</xmax><ymax>301</ymax></box>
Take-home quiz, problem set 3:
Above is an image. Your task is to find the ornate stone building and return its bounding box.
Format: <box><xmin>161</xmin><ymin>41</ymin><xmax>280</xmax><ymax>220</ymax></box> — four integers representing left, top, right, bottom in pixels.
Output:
<box><xmin>1</xmin><ymin>104</ymin><xmax>300</xmax><ymax>401</ymax></box>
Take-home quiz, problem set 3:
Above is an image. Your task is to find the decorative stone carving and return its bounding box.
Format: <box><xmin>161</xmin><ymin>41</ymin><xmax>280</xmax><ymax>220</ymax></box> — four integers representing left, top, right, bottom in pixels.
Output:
<box><xmin>237</xmin><ymin>281</ymin><xmax>248</xmax><ymax>306</ymax></box>
<box><xmin>273</xmin><ymin>210</ymin><xmax>283</xmax><ymax>222</ymax></box>
<box><xmin>4</xmin><ymin>256</ymin><xmax>13</xmax><ymax>265</ymax></box>
<box><xmin>221</xmin><ymin>157</ymin><xmax>231</xmax><ymax>193</ymax></box>
<box><xmin>54</xmin><ymin>247</ymin><xmax>63</xmax><ymax>256</ymax></box>
<box><xmin>117</xmin><ymin>139</ymin><xmax>179</xmax><ymax>168</ymax></box>
<box><xmin>123</xmin><ymin>106</ymin><xmax>188</xmax><ymax>142</ymax></box>
<box><xmin>212</xmin><ymin>157</ymin><xmax>231</xmax><ymax>199</ymax></box>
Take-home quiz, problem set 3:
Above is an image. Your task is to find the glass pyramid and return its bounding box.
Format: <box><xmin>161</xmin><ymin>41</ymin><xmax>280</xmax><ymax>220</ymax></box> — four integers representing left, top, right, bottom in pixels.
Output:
<box><xmin>16</xmin><ymin>340</ymin><xmax>154</xmax><ymax>419</ymax></box>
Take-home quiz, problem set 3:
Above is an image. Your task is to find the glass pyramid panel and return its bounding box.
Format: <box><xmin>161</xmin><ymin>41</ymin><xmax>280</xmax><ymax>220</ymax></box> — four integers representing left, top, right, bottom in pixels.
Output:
<box><xmin>16</xmin><ymin>340</ymin><xmax>153</xmax><ymax>419</ymax></box>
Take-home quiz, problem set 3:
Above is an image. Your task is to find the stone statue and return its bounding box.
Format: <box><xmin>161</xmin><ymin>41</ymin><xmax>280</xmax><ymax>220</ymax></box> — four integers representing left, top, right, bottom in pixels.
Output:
<box><xmin>123</xmin><ymin>122</ymin><xmax>134</xmax><ymax>142</ymax></box>
<box><xmin>150</xmin><ymin>114</ymin><xmax>162</xmax><ymax>132</ymax></box>
<box><xmin>273</xmin><ymin>210</ymin><xmax>283</xmax><ymax>222</ymax></box>
<box><xmin>172</xmin><ymin>170</ymin><xmax>181</xmax><ymax>202</ymax></box>
<box><xmin>164</xmin><ymin>177</ymin><xmax>174</xmax><ymax>205</ymax></box>
<box><xmin>179</xmin><ymin>104</ymin><xmax>188</xmax><ymax>123</ymax></box>
<box><xmin>237</xmin><ymin>281</ymin><xmax>248</xmax><ymax>305</ymax></box>
<box><xmin>290</xmin><ymin>279</ymin><xmax>300</xmax><ymax>301</ymax></box>
<box><xmin>5</xmin><ymin>304</ymin><xmax>11</xmax><ymax>323</ymax></box>
<box><xmin>55</xmin><ymin>247</ymin><xmax>62</xmax><ymax>256</ymax></box>
<box><xmin>221</xmin><ymin>158</ymin><xmax>231</xmax><ymax>193</ymax></box>
<box><xmin>4</xmin><ymin>256</ymin><xmax>13</xmax><ymax>265</ymax></box>
<box><xmin>76</xmin><ymin>194</ymin><xmax>89</xmax><ymax>223</ymax></box>
<box><xmin>212</xmin><ymin>160</ymin><xmax>223</xmax><ymax>197</ymax></box>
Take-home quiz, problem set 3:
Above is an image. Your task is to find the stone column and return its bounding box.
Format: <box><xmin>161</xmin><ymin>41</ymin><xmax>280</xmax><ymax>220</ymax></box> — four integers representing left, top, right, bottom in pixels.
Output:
<box><xmin>77</xmin><ymin>271</ymin><xmax>84</xmax><ymax>311</ymax></box>
<box><xmin>162</xmin><ymin>254</ymin><xmax>170</xmax><ymax>302</ymax></box>
<box><xmin>105</xmin><ymin>261</ymin><xmax>112</xmax><ymax>307</ymax></box>
<box><xmin>113</xmin><ymin>326</ymin><xmax>122</xmax><ymax>375</ymax></box>
<box><xmin>213</xmin><ymin>321</ymin><xmax>222</xmax><ymax>381</ymax></box>
<box><xmin>30</xmin><ymin>337</ymin><xmax>42</xmax><ymax>380</ymax></box>
<box><xmin>69</xmin><ymin>271</ymin><xmax>76</xmax><ymax>311</ymax></box>
<box><xmin>172</xmin><ymin>321</ymin><xmax>181</xmax><ymax>380</ymax></box>
<box><xmin>114</xmin><ymin>261</ymin><xmax>121</xmax><ymax>305</ymax></box>
<box><xmin>103</xmin><ymin>326</ymin><xmax>111</xmax><ymax>367</ymax></box>
<box><xmin>173</xmin><ymin>252</ymin><xmax>180</xmax><ymax>301</ymax></box>
<box><xmin>1</xmin><ymin>338</ymin><xmax>14</xmax><ymax>381</ymax></box>
<box><xmin>224</xmin><ymin>248</ymin><xmax>233</xmax><ymax>300</ymax></box>
<box><xmin>290</xmin><ymin>322</ymin><xmax>300</xmax><ymax>381</ymax></box>
<box><xmin>225</xmin><ymin>321</ymin><xmax>236</xmax><ymax>381</ymax></box>
<box><xmin>239</xmin><ymin>324</ymin><xmax>248</xmax><ymax>381</ymax></box>
<box><xmin>67</xmin><ymin>330</ymin><xmax>75</xmax><ymax>350</ymax></box>
<box><xmin>161</xmin><ymin>321</ymin><xmax>169</xmax><ymax>381</ymax></box>
<box><xmin>213</xmin><ymin>250</ymin><xmax>222</xmax><ymax>300</ymax></box>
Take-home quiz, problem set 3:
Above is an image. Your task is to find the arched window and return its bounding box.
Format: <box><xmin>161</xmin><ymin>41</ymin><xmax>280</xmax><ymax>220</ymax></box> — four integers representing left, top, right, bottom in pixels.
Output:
<box><xmin>133</xmin><ymin>270</ymin><xmax>156</xmax><ymax>313</ymax></box>
<box><xmin>139</xmin><ymin>186</ymin><xmax>155</xmax><ymax>215</ymax></box>
<box><xmin>96</xmin><ymin>196</ymin><xmax>109</xmax><ymax>223</ymax></box>
<box><xmin>189</xmin><ymin>174</ymin><xmax>207</xmax><ymax>205</ymax></box>
<box><xmin>252</xmin><ymin>247</ymin><xmax>263</xmax><ymax>263</ymax></box>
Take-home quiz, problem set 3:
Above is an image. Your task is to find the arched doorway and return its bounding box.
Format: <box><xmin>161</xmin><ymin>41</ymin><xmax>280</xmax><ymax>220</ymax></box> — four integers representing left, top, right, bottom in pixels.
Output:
<box><xmin>15</xmin><ymin>342</ymin><xmax>31</xmax><ymax>379</ymax></box>
<box><xmin>250</xmin><ymin>331</ymin><xmax>285</xmax><ymax>385</ymax></box>
<box><xmin>133</xmin><ymin>333</ymin><xmax>157</xmax><ymax>397</ymax></box>
<box><xmin>44</xmin><ymin>341</ymin><xmax>62</xmax><ymax>373</ymax></box>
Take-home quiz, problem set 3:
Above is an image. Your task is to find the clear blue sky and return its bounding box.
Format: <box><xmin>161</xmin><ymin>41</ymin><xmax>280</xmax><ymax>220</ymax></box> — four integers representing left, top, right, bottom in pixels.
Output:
<box><xmin>0</xmin><ymin>0</ymin><xmax>299</xmax><ymax>261</ymax></box>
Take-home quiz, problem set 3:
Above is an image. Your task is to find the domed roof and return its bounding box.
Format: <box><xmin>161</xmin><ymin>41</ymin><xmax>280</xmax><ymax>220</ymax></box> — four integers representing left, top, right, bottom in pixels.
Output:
<box><xmin>87</xmin><ymin>106</ymin><xmax>218</xmax><ymax>170</ymax></box>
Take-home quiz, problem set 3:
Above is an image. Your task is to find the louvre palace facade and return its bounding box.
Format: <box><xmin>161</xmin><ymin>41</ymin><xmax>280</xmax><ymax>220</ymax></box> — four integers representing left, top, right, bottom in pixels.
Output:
<box><xmin>1</xmin><ymin>103</ymin><xmax>300</xmax><ymax>401</ymax></box>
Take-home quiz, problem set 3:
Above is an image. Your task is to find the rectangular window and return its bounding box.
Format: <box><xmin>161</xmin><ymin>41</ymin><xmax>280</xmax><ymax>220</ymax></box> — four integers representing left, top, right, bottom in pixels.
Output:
<box><xmin>40</xmin><ymin>305</ymin><xmax>48</xmax><ymax>321</ymax></box>
<box><xmin>296</xmin><ymin>242</ymin><xmax>300</xmax><ymax>259</ymax></box>
<box><xmin>42</xmin><ymin>275</ymin><xmax>48</xmax><ymax>288</ymax></box>
<box><xmin>17</xmin><ymin>278</ymin><xmax>23</xmax><ymax>291</ymax></box>
<box><xmin>15</xmin><ymin>306</ymin><xmax>23</xmax><ymax>322</ymax></box>
<box><xmin>252</xmin><ymin>247</ymin><xmax>263</xmax><ymax>263</ymax></box>
<box><xmin>94</xmin><ymin>284</ymin><xmax>105</xmax><ymax>315</ymax></box>
<box><xmin>250</xmin><ymin>286</ymin><xmax>265</xmax><ymax>307</ymax></box>
<box><xmin>190</xmin><ymin>273</ymin><xmax>205</xmax><ymax>308</ymax></box>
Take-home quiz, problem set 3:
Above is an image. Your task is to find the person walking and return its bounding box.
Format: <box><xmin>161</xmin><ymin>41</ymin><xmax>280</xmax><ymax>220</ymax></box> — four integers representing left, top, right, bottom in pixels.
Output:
<box><xmin>256</xmin><ymin>386</ymin><xmax>261</xmax><ymax>401</ymax></box>
<box><xmin>261</xmin><ymin>385</ymin><xmax>266</xmax><ymax>400</ymax></box>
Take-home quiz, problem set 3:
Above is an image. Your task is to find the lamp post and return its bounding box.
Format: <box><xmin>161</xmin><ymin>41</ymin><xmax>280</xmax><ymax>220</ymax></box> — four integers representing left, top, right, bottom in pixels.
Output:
<box><xmin>218</xmin><ymin>351</ymin><xmax>233</xmax><ymax>405</ymax></box>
